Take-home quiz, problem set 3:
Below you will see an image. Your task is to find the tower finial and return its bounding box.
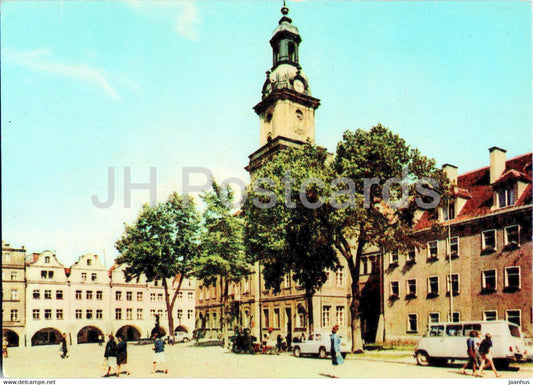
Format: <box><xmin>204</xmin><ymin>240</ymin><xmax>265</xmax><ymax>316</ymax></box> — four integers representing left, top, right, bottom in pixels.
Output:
<box><xmin>281</xmin><ymin>1</ymin><xmax>289</xmax><ymax>16</ymax></box>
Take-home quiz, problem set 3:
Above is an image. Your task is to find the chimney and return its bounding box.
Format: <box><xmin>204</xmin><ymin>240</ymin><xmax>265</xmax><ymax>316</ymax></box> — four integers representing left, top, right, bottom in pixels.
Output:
<box><xmin>489</xmin><ymin>146</ymin><xmax>507</xmax><ymax>184</ymax></box>
<box><xmin>442</xmin><ymin>164</ymin><xmax>458</xmax><ymax>185</ymax></box>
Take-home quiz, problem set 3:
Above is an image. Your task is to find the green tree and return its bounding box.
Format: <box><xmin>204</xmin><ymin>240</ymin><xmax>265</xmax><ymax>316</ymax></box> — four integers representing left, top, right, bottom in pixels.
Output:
<box><xmin>115</xmin><ymin>192</ymin><xmax>200</xmax><ymax>339</ymax></box>
<box><xmin>192</xmin><ymin>181</ymin><xmax>252</xmax><ymax>347</ymax></box>
<box><xmin>244</xmin><ymin>144</ymin><xmax>340</xmax><ymax>333</ymax></box>
<box><xmin>331</xmin><ymin>124</ymin><xmax>449</xmax><ymax>351</ymax></box>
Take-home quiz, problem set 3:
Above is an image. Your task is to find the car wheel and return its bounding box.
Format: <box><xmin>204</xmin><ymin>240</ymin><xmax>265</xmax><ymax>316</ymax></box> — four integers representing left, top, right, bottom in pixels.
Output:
<box><xmin>415</xmin><ymin>351</ymin><xmax>430</xmax><ymax>366</ymax></box>
<box><xmin>294</xmin><ymin>346</ymin><xmax>301</xmax><ymax>357</ymax></box>
<box><xmin>318</xmin><ymin>347</ymin><xmax>327</xmax><ymax>359</ymax></box>
<box><xmin>494</xmin><ymin>359</ymin><xmax>510</xmax><ymax>370</ymax></box>
<box><xmin>183</xmin><ymin>337</ymin><xmax>189</xmax><ymax>343</ymax></box>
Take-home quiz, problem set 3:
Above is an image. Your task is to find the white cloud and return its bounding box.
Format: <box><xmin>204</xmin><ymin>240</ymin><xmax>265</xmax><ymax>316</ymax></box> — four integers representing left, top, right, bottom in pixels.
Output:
<box><xmin>5</xmin><ymin>48</ymin><xmax>121</xmax><ymax>101</ymax></box>
<box><xmin>174</xmin><ymin>1</ymin><xmax>201</xmax><ymax>41</ymax></box>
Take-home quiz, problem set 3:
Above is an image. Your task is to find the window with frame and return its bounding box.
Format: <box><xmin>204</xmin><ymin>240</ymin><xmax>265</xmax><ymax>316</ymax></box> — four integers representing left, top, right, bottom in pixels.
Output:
<box><xmin>482</xmin><ymin>230</ymin><xmax>496</xmax><ymax>251</ymax></box>
<box><xmin>11</xmin><ymin>271</ymin><xmax>18</xmax><ymax>280</ymax></box>
<box><xmin>136</xmin><ymin>309</ymin><xmax>143</xmax><ymax>320</ymax></box>
<box><xmin>407</xmin><ymin>249</ymin><xmax>416</xmax><ymax>263</ymax></box>
<box><xmin>81</xmin><ymin>272</ymin><xmax>87</xmax><ymax>281</ymax></box>
<box><xmin>336</xmin><ymin>306</ymin><xmax>345</xmax><ymax>326</ymax></box>
<box><xmin>505</xmin><ymin>225</ymin><xmax>520</xmax><ymax>246</ymax></box>
<box><xmin>177</xmin><ymin>309</ymin><xmax>183</xmax><ymax>320</ymax></box>
<box><xmin>446</xmin><ymin>324</ymin><xmax>463</xmax><ymax>336</ymax></box>
<box><xmin>448</xmin><ymin>312</ymin><xmax>461</xmax><ymax>323</ymax></box>
<box><xmin>75</xmin><ymin>290</ymin><xmax>82</xmax><ymax>300</ymax></box>
<box><xmin>336</xmin><ymin>269</ymin><xmax>344</xmax><ymax>286</ymax></box>
<box><xmin>407</xmin><ymin>279</ymin><xmax>417</xmax><ymax>298</ymax></box>
<box><xmin>96</xmin><ymin>291</ymin><xmax>103</xmax><ymax>300</ymax></box>
<box><xmin>86</xmin><ymin>291</ymin><xmax>93</xmax><ymax>300</ymax></box>
<box><xmin>444</xmin><ymin>202</ymin><xmax>455</xmax><ymax>220</ymax></box>
<box><xmin>33</xmin><ymin>290</ymin><xmax>40</xmax><ymax>299</ymax></box>
<box><xmin>126</xmin><ymin>291</ymin><xmax>132</xmax><ymax>301</ymax></box>
<box><xmin>33</xmin><ymin>309</ymin><xmax>40</xmax><ymax>320</ymax></box>
<box><xmin>187</xmin><ymin>291</ymin><xmax>194</xmax><ymax>300</ymax></box>
<box><xmin>390</xmin><ymin>281</ymin><xmax>399</xmax><ymax>299</ymax></box>
<box><xmin>96</xmin><ymin>309</ymin><xmax>103</xmax><ymax>319</ymax></box>
<box><xmin>390</xmin><ymin>250</ymin><xmax>399</xmax><ymax>266</ymax></box>
<box><xmin>427</xmin><ymin>241</ymin><xmax>438</xmax><ymax>260</ymax></box>
<box><xmin>86</xmin><ymin>309</ymin><xmax>93</xmax><ymax>319</ymax></box>
<box><xmin>157</xmin><ymin>293</ymin><xmax>163</xmax><ymax>301</ymax></box>
<box><xmin>44</xmin><ymin>256</ymin><xmax>51</xmax><ymax>264</ymax></box>
<box><xmin>284</xmin><ymin>273</ymin><xmax>291</xmax><ymax>289</ymax></box>
<box><xmin>428</xmin><ymin>324</ymin><xmax>444</xmax><ymax>337</ymax></box>
<box><xmin>10</xmin><ymin>309</ymin><xmax>18</xmax><ymax>321</ymax></box>
<box><xmin>87</xmin><ymin>259</ymin><xmax>92</xmax><ymax>266</ymax></box>
<box><xmin>126</xmin><ymin>308</ymin><xmax>132</xmax><ymax>320</ymax></box>
<box><xmin>41</xmin><ymin>270</ymin><xmax>47</xmax><ymax>279</ymax></box>
<box><xmin>150</xmin><ymin>309</ymin><xmax>156</xmax><ymax>319</ymax></box>
<box><xmin>506</xmin><ymin>310</ymin><xmax>521</xmax><ymax>327</ymax></box>
<box><xmin>187</xmin><ymin>309</ymin><xmax>193</xmax><ymax>320</ymax></box>
<box><xmin>428</xmin><ymin>312</ymin><xmax>440</xmax><ymax>324</ymax></box>
<box><xmin>504</xmin><ymin>267</ymin><xmax>521</xmax><ymax>290</ymax></box>
<box><xmin>56</xmin><ymin>290</ymin><xmax>63</xmax><ymax>300</ymax></box>
<box><xmin>178</xmin><ymin>291</ymin><xmax>183</xmax><ymax>299</ymax></box>
<box><xmin>498</xmin><ymin>187</ymin><xmax>515</xmax><ymax>208</ymax></box>
<box><xmin>75</xmin><ymin>309</ymin><xmax>82</xmax><ymax>319</ymax></box>
<box><xmin>274</xmin><ymin>308</ymin><xmax>281</xmax><ymax>328</ymax></box>
<box><xmin>449</xmin><ymin>237</ymin><xmax>459</xmax><ymax>256</ymax></box>
<box><xmin>116</xmin><ymin>291</ymin><xmax>122</xmax><ymax>301</ymax></box>
<box><xmin>11</xmin><ymin>289</ymin><xmax>18</xmax><ymax>300</ymax></box>
<box><xmin>322</xmin><ymin>306</ymin><xmax>331</xmax><ymax>328</ymax></box>
<box><xmin>483</xmin><ymin>310</ymin><xmax>497</xmax><ymax>321</ymax></box>
<box><xmin>428</xmin><ymin>276</ymin><xmax>439</xmax><ymax>297</ymax></box>
<box><xmin>56</xmin><ymin>309</ymin><xmax>63</xmax><ymax>320</ymax></box>
<box><xmin>150</xmin><ymin>293</ymin><xmax>156</xmax><ymax>302</ymax></box>
<box><xmin>361</xmin><ymin>257</ymin><xmax>368</xmax><ymax>275</ymax></box>
<box><xmin>407</xmin><ymin>314</ymin><xmax>418</xmax><ymax>333</ymax></box>
<box><xmin>263</xmin><ymin>309</ymin><xmax>270</xmax><ymax>328</ymax></box>
<box><xmin>446</xmin><ymin>274</ymin><xmax>460</xmax><ymax>295</ymax></box>
<box><xmin>297</xmin><ymin>307</ymin><xmax>306</xmax><ymax>328</ymax></box>
<box><xmin>48</xmin><ymin>271</ymin><xmax>54</xmax><ymax>279</ymax></box>
<box><xmin>44</xmin><ymin>290</ymin><xmax>52</xmax><ymax>299</ymax></box>
<box><xmin>91</xmin><ymin>273</ymin><xmax>97</xmax><ymax>281</ymax></box>
<box><xmin>137</xmin><ymin>292</ymin><xmax>143</xmax><ymax>301</ymax></box>
<box><xmin>115</xmin><ymin>308</ymin><xmax>122</xmax><ymax>320</ymax></box>
<box><xmin>482</xmin><ymin>270</ymin><xmax>497</xmax><ymax>292</ymax></box>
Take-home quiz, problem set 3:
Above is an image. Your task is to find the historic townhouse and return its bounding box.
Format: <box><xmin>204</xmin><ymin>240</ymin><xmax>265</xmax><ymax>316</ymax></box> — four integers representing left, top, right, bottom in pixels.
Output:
<box><xmin>382</xmin><ymin>148</ymin><xmax>532</xmax><ymax>341</ymax></box>
<box><xmin>69</xmin><ymin>253</ymin><xmax>111</xmax><ymax>343</ymax></box>
<box><xmin>2</xmin><ymin>242</ymin><xmax>27</xmax><ymax>347</ymax></box>
<box><xmin>2</xmin><ymin>247</ymin><xmax>195</xmax><ymax>346</ymax></box>
<box><xmin>25</xmin><ymin>250</ymin><xmax>71</xmax><ymax>346</ymax></box>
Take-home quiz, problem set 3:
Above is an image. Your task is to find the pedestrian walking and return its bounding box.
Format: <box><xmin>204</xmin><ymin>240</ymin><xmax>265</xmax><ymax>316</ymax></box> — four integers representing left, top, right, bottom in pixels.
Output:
<box><xmin>461</xmin><ymin>330</ymin><xmax>480</xmax><ymax>376</ymax></box>
<box><xmin>60</xmin><ymin>333</ymin><xmax>68</xmax><ymax>359</ymax></box>
<box><xmin>3</xmin><ymin>337</ymin><xmax>9</xmax><ymax>358</ymax></box>
<box><xmin>151</xmin><ymin>332</ymin><xmax>168</xmax><ymax>374</ymax></box>
<box><xmin>330</xmin><ymin>325</ymin><xmax>344</xmax><ymax>378</ymax></box>
<box><xmin>478</xmin><ymin>333</ymin><xmax>501</xmax><ymax>377</ymax></box>
<box><xmin>104</xmin><ymin>334</ymin><xmax>118</xmax><ymax>377</ymax></box>
<box><xmin>116</xmin><ymin>335</ymin><xmax>131</xmax><ymax>377</ymax></box>
<box><xmin>98</xmin><ymin>334</ymin><xmax>104</xmax><ymax>346</ymax></box>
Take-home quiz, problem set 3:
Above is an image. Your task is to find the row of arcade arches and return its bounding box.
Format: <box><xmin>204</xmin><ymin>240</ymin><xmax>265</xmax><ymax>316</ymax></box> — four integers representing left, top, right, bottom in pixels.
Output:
<box><xmin>2</xmin><ymin>325</ymin><xmax>189</xmax><ymax>347</ymax></box>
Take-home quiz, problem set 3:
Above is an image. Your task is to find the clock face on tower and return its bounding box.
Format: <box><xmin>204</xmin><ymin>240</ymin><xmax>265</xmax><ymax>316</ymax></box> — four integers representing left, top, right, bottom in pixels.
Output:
<box><xmin>294</xmin><ymin>79</ymin><xmax>305</xmax><ymax>93</ymax></box>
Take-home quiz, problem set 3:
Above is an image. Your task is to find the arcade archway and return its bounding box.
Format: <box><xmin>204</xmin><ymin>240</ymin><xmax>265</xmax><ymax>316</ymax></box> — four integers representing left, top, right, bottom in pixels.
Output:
<box><xmin>174</xmin><ymin>325</ymin><xmax>189</xmax><ymax>333</ymax></box>
<box><xmin>77</xmin><ymin>326</ymin><xmax>104</xmax><ymax>344</ymax></box>
<box><xmin>31</xmin><ymin>328</ymin><xmax>62</xmax><ymax>346</ymax></box>
<box><xmin>2</xmin><ymin>329</ymin><xmax>19</xmax><ymax>347</ymax></box>
<box><xmin>116</xmin><ymin>325</ymin><xmax>141</xmax><ymax>341</ymax></box>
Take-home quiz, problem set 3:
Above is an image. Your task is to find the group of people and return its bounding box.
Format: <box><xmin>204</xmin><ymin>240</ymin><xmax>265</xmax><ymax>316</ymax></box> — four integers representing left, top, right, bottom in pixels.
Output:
<box><xmin>103</xmin><ymin>334</ymin><xmax>130</xmax><ymax>377</ymax></box>
<box><xmin>462</xmin><ymin>330</ymin><xmax>501</xmax><ymax>377</ymax></box>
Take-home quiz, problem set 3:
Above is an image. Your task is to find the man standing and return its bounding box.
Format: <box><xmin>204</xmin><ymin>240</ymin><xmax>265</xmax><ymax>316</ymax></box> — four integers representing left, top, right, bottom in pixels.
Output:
<box><xmin>478</xmin><ymin>333</ymin><xmax>501</xmax><ymax>377</ymax></box>
<box><xmin>461</xmin><ymin>330</ymin><xmax>479</xmax><ymax>375</ymax></box>
<box><xmin>60</xmin><ymin>333</ymin><xmax>68</xmax><ymax>359</ymax></box>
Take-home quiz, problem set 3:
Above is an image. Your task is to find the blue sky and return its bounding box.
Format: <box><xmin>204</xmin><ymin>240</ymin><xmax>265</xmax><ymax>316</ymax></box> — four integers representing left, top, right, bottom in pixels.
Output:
<box><xmin>2</xmin><ymin>1</ymin><xmax>531</xmax><ymax>268</ymax></box>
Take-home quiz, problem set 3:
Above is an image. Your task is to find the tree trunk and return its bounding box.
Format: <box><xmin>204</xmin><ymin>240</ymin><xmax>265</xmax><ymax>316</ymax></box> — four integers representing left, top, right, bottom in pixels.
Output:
<box><xmin>305</xmin><ymin>289</ymin><xmax>315</xmax><ymax>333</ymax></box>
<box><xmin>164</xmin><ymin>274</ymin><xmax>184</xmax><ymax>343</ymax></box>
<box><xmin>334</xmin><ymin>230</ymin><xmax>365</xmax><ymax>353</ymax></box>
<box><xmin>222</xmin><ymin>277</ymin><xmax>231</xmax><ymax>349</ymax></box>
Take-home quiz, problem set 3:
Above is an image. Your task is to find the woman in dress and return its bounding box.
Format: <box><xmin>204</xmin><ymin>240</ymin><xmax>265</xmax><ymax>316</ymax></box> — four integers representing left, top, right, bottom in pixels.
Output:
<box><xmin>116</xmin><ymin>334</ymin><xmax>131</xmax><ymax>376</ymax></box>
<box><xmin>330</xmin><ymin>325</ymin><xmax>344</xmax><ymax>378</ymax></box>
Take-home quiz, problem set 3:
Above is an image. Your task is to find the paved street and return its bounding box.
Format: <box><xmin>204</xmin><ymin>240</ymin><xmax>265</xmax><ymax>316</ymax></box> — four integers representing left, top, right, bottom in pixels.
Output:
<box><xmin>2</xmin><ymin>343</ymin><xmax>532</xmax><ymax>379</ymax></box>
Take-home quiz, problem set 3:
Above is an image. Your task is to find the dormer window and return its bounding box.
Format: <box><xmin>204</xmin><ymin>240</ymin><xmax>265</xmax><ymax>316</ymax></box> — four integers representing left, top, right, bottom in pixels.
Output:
<box><xmin>44</xmin><ymin>256</ymin><xmax>50</xmax><ymax>264</ymax></box>
<box><xmin>87</xmin><ymin>259</ymin><xmax>92</xmax><ymax>266</ymax></box>
<box><xmin>443</xmin><ymin>202</ymin><xmax>455</xmax><ymax>220</ymax></box>
<box><xmin>497</xmin><ymin>186</ymin><xmax>515</xmax><ymax>208</ymax></box>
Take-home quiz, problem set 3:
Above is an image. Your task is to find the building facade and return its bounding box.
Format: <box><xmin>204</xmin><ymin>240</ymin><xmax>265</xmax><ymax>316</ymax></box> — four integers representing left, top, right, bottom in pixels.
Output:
<box><xmin>1</xmin><ymin>246</ymin><xmax>195</xmax><ymax>347</ymax></box>
<box><xmin>380</xmin><ymin>149</ymin><xmax>532</xmax><ymax>341</ymax></box>
<box><xmin>2</xmin><ymin>242</ymin><xmax>27</xmax><ymax>347</ymax></box>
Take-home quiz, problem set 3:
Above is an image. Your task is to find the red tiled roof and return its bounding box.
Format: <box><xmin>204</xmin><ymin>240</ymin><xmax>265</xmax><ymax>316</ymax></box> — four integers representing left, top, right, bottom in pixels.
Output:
<box><xmin>415</xmin><ymin>152</ymin><xmax>532</xmax><ymax>230</ymax></box>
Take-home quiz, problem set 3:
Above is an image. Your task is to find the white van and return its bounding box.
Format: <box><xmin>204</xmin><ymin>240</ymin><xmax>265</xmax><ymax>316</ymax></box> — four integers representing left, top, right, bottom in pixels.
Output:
<box><xmin>414</xmin><ymin>320</ymin><xmax>527</xmax><ymax>368</ymax></box>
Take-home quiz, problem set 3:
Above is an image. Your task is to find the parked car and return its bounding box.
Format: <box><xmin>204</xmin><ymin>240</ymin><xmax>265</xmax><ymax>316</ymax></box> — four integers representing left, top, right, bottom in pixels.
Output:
<box><xmin>174</xmin><ymin>331</ymin><xmax>192</xmax><ymax>343</ymax></box>
<box><xmin>414</xmin><ymin>320</ymin><xmax>527</xmax><ymax>368</ymax></box>
<box><xmin>292</xmin><ymin>332</ymin><xmax>349</xmax><ymax>359</ymax></box>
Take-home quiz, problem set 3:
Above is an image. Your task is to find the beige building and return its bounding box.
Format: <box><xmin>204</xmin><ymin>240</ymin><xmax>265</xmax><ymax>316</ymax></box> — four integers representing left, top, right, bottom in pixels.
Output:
<box><xmin>2</xmin><ymin>241</ymin><xmax>27</xmax><ymax>347</ymax></box>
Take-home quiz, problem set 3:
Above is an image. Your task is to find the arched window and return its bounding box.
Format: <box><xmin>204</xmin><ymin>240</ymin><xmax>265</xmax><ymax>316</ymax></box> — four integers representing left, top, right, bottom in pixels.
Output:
<box><xmin>288</xmin><ymin>42</ymin><xmax>296</xmax><ymax>62</ymax></box>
